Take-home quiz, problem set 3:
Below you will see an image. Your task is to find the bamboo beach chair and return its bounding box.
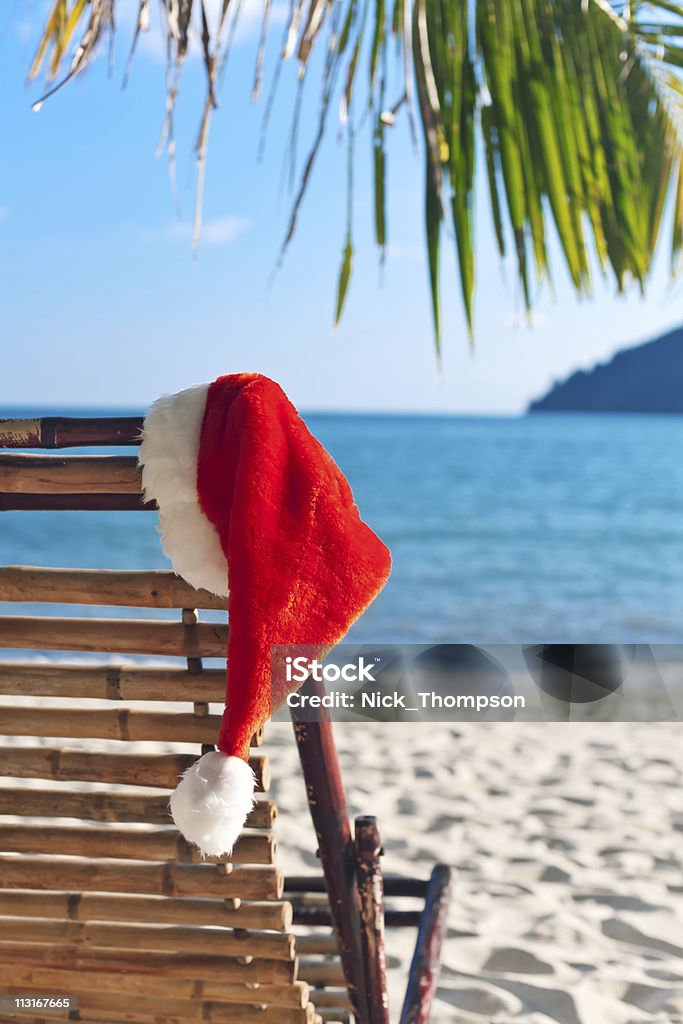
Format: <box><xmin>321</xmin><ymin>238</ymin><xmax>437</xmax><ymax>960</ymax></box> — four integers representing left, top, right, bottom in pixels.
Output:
<box><xmin>0</xmin><ymin>415</ymin><xmax>452</xmax><ymax>1024</ymax></box>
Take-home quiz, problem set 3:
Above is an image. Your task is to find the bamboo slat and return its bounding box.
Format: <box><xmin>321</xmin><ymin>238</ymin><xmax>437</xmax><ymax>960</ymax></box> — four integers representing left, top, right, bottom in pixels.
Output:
<box><xmin>0</xmin><ymin>567</ymin><xmax>226</xmax><ymax>610</ymax></box>
<box><xmin>0</xmin><ymin>493</ymin><xmax>154</xmax><ymax>511</ymax></box>
<box><xmin>285</xmin><ymin>876</ymin><xmax>428</xmax><ymax>899</ymax></box>
<box><xmin>0</xmin><ymin>416</ymin><xmax>143</xmax><ymax>449</ymax></box>
<box><xmin>1</xmin><ymin>916</ymin><xmax>294</xmax><ymax>959</ymax></box>
<box><xmin>0</xmin><ymin>706</ymin><xmax>228</xmax><ymax>745</ymax></box>
<box><xmin>0</xmin><ymin>943</ymin><xmax>296</xmax><ymax>983</ymax></box>
<box><xmin>0</xmin><ymin>663</ymin><xmax>228</xmax><ymax>703</ymax></box>
<box><xmin>293</xmin><ymin>936</ymin><xmax>339</xmax><ymax>955</ymax></box>
<box><xmin>0</xmin><ymin>747</ymin><xmax>268</xmax><ymax>791</ymax></box>
<box><xmin>0</xmin><ymin>891</ymin><xmax>293</xmax><ymax>931</ymax></box>
<box><xmin>302</xmin><ymin>992</ymin><xmax>350</xmax><ymax>1009</ymax></box>
<box><xmin>0</xmin><ymin>616</ymin><xmax>228</xmax><ymax>658</ymax></box>
<box><xmin>316</xmin><ymin>1011</ymin><xmax>350</xmax><ymax>1023</ymax></box>
<box><xmin>0</xmin><ymin>990</ymin><xmax>315</xmax><ymax>1024</ymax></box>
<box><xmin>0</xmin><ymin>786</ymin><xmax>276</xmax><ymax>827</ymax></box>
<box><xmin>0</xmin><ymin>856</ymin><xmax>283</xmax><ymax>899</ymax></box>
<box><xmin>0</xmin><ymin>454</ymin><xmax>141</xmax><ymax>494</ymax></box>
<box><xmin>0</xmin><ymin>676</ymin><xmax>266</xmax><ymax>753</ymax></box>
<box><xmin>0</xmin><ymin>965</ymin><xmax>308</xmax><ymax>1008</ymax></box>
<box><xmin>297</xmin><ymin>962</ymin><xmax>345</xmax><ymax>987</ymax></box>
<box><xmin>0</xmin><ymin>824</ymin><xmax>275</xmax><ymax>864</ymax></box>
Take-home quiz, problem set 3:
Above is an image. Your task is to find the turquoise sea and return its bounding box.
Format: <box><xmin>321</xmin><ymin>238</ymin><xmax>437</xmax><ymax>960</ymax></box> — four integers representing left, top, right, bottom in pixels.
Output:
<box><xmin>2</xmin><ymin>409</ymin><xmax>683</xmax><ymax>644</ymax></box>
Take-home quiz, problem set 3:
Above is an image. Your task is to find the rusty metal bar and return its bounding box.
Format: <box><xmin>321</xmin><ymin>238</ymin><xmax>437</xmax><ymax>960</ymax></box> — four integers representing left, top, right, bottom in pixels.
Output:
<box><xmin>284</xmin><ymin>876</ymin><xmax>429</xmax><ymax>898</ymax></box>
<box><xmin>399</xmin><ymin>864</ymin><xmax>453</xmax><ymax>1024</ymax></box>
<box><xmin>289</xmin><ymin>904</ymin><xmax>421</xmax><ymax>928</ymax></box>
<box><xmin>290</xmin><ymin>676</ymin><xmax>370</xmax><ymax>1024</ymax></box>
<box><xmin>354</xmin><ymin>816</ymin><xmax>390</xmax><ymax>1024</ymax></box>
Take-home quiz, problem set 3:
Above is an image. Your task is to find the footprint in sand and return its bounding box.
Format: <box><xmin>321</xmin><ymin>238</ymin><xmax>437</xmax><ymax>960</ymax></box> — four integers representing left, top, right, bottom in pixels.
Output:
<box><xmin>483</xmin><ymin>946</ymin><xmax>554</xmax><ymax>975</ymax></box>
<box><xmin>437</xmin><ymin>983</ymin><xmax>522</xmax><ymax>1016</ymax></box>
<box><xmin>602</xmin><ymin>917</ymin><xmax>683</xmax><ymax>958</ymax></box>
<box><xmin>483</xmin><ymin>978</ymin><xmax>583</xmax><ymax>1024</ymax></box>
<box><xmin>647</xmin><ymin>968</ymin><xmax>683</xmax><ymax>982</ymax></box>
<box><xmin>539</xmin><ymin>864</ymin><xmax>572</xmax><ymax>883</ymax></box>
<box><xmin>431</xmin><ymin>813</ymin><xmax>465</xmax><ymax>830</ymax></box>
<box><xmin>572</xmin><ymin>892</ymin><xmax>661</xmax><ymax>913</ymax></box>
<box><xmin>623</xmin><ymin>981</ymin><xmax>682</xmax><ymax>1013</ymax></box>
<box><xmin>397</xmin><ymin>796</ymin><xmax>419</xmax><ymax>814</ymax></box>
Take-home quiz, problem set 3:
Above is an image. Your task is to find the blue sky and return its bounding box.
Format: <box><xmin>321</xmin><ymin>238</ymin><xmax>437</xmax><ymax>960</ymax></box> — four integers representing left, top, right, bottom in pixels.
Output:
<box><xmin>2</xmin><ymin>2</ymin><xmax>683</xmax><ymax>414</ymax></box>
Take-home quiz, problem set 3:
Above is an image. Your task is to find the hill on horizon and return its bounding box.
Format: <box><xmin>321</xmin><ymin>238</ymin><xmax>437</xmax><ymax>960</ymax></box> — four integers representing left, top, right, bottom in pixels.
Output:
<box><xmin>528</xmin><ymin>327</ymin><xmax>683</xmax><ymax>414</ymax></box>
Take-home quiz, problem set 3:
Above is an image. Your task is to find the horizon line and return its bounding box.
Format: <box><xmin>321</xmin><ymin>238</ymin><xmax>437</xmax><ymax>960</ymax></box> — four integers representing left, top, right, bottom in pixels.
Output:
<box><xmin>0</xmin><ymin>404</ymin><xmax>525</xmax><ymax>419</ymax></box>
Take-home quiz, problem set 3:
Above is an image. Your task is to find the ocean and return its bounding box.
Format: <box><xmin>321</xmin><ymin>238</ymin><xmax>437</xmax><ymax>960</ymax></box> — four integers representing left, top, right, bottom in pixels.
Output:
<box><xmin>2</xmin><ymin>410</ymin><xmax>683</xmax><ymax>644</ymax></box>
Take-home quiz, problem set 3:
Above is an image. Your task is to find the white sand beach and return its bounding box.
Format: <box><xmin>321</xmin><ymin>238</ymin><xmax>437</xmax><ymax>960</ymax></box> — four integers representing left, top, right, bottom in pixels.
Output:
<box><xmin>268</xmin><ymin>720</ymin><xmax>683</xmax><ymax>1024</ymax></box>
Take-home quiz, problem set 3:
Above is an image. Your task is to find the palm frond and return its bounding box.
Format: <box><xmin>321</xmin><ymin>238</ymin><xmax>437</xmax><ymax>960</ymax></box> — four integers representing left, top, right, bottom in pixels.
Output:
<box><xmin>30</xmin><ymin>0</ymin><xmax>683</xmax><ymax>354</ymax></box>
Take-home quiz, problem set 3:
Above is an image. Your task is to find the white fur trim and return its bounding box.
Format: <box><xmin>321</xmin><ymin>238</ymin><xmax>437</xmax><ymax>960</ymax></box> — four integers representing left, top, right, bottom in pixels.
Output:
<box><xmin>170</xmin><ymin>751</ymin><xmax>256</xmax><ymax>857</ymax></box>
<box><xmin>138</xmin><ymin>383</ymin><xmax>229</xmax><ymax>597</ymax></box>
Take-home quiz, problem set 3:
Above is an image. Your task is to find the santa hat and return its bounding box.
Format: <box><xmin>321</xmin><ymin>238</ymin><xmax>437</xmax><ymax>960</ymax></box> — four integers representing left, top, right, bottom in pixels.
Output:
<box><xmin>138</xmin><ymin>373</ymin><xmax>391</xmax><ymax>857</ymax></box>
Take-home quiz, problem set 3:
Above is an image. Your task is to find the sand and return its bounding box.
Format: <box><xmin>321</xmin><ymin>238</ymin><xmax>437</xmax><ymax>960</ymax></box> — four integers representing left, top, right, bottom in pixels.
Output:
<box><xmin>267</xmin><ymin>720</ymin><xmax>683</xmax><ymax>1023</ymax></box>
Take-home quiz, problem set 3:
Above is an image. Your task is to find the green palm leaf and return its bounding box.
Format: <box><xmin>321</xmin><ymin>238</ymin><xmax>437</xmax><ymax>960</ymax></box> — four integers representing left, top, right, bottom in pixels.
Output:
<box><xmin>29</xmin><ymin>0</ymin><xmax>683</xmax><ymax>355</ymax></box>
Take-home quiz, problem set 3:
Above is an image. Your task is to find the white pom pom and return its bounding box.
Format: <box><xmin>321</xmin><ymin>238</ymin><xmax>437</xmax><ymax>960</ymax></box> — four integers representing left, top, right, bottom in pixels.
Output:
<box><xmin>170</xmin><ymin>751</ymin><xmax>255</xmax><ymax>858</ymax></box>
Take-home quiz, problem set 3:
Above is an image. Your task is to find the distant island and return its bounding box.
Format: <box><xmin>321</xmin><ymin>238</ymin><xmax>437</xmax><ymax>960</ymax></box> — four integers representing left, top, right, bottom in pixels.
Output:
<box><xmin>528</xmin><ymin>327</ymin><xmax>683</xmax><ymax>413</ymax></box>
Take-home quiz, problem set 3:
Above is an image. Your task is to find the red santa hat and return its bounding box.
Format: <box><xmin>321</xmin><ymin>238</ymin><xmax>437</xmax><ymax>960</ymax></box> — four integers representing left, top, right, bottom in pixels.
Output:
<box><xmin>138</xmin><ymin>373</ymin><xmax>391</xmax><ymax>857</ymax></box>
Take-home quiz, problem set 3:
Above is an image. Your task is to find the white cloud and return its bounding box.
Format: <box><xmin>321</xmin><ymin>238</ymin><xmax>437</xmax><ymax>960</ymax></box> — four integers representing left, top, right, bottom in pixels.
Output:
<box><xmin>202</xmin><ymin>215</ymin><xmax>251</xmax><ymax>244</ymax></box>
<box><xmin>143</xmin><ymin>215</ymin><xmax>250</xmax><ymax>246</ymax></box>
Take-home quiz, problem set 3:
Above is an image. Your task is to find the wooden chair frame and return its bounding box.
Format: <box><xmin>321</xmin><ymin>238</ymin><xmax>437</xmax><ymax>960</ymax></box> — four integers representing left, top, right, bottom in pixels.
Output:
<box><xmin>0</xmin><ymin>415</ymin><xmax>452</xmax><ymax>1024</ymax></box>
<box><xmin>290</xmin><ymin>677</ymin><xmax>452</xmax><ymax>1024</ymax></box>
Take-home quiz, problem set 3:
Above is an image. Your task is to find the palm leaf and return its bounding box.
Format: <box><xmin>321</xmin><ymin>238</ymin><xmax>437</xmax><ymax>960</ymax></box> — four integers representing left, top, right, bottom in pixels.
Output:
<box><xmin>28</xmin><ymin>0</ymin><xmax>683</xmax><ymax>356</ymax></box>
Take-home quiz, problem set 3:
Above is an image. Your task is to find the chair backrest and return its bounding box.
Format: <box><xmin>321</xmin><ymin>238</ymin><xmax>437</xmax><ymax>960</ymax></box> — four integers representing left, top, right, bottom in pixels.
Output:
<box><xmin>0</xmin><ymin>416</ymin><xmax>319</xmax><ymax>1024</ymax></box>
